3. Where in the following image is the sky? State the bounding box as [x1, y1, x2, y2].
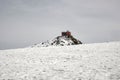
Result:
[0, 0, 120, 50]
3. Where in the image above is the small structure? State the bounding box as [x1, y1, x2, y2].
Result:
[62, 31, 71, 37]
[61, 31, 82, 44]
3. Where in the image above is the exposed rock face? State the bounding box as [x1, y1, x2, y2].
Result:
[51, 35, 82, 46]
[32, 31, 82, 47]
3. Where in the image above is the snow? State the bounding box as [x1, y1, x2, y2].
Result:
[0, 41, 120, 80]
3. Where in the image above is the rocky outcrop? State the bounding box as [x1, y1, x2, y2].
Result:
[31, 31, 82, 47]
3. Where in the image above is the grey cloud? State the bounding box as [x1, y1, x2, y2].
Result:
[0, 0, 120, 50]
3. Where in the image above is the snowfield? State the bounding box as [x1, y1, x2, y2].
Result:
[0, 41, 120, 80]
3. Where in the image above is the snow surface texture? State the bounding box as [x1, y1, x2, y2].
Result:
[0, 41, 120, 80]
[31, 36, 82, 47]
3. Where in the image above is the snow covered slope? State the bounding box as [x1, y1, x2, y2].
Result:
[0, 41, 120, 80]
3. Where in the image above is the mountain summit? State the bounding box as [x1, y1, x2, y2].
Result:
[32, 31, 82, 47]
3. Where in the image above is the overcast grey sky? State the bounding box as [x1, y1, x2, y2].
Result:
[0, 0, 120, 50]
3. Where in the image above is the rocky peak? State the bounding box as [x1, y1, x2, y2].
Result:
[31, 31, 82, 47]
